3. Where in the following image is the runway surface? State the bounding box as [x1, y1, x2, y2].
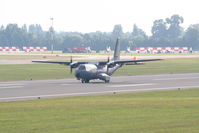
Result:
[0, 73, 199, 101]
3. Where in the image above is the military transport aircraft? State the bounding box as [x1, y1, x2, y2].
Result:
[33, 38, 162, 83]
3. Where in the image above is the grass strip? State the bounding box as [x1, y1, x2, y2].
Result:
[0, 89, 199, 133]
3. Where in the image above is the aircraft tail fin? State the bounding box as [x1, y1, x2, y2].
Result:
[113, 38, 120, 61]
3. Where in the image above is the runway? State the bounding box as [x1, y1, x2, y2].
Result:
[0, 73, 199, 101]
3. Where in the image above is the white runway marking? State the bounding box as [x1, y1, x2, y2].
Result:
[0, 86, 24, 89]
[108, 83, 154, 88]
[1, 85, 199, 101]
[0, 84, 25, 89]
[0, 84, 24, 86]
[60, 84, 73, 86]
[154, 77, 199, 81]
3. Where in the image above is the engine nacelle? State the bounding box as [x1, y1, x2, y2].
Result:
[97, 73, 110, 81]
[70, 62, 79, 68]
[126, 62, 144, 65]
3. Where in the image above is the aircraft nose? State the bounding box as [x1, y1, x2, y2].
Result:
[75, 71, 80, 79]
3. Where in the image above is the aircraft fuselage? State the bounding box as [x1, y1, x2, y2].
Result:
[75, 64, 111, 83]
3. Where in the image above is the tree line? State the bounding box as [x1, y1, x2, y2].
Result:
[0, 14, 199, 51]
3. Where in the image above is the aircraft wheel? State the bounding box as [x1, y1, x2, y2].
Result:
[85, 80, 90, 83]
[105, 80, 110, 83]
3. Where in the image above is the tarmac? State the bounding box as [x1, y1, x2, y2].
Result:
[0, 73, 199, 102]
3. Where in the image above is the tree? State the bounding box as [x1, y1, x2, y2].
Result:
[28, 24, 43, 34]
[28, 24, 45, 46]
[151, 19, 167, 40]
[184, 24, 199, 49]
[131, 24, 148, 47]
[0, 25, 4, 31]
[62, 33, 84, 49]
[166, 15, 184, 39]
[132, 24, 146, 37]
[0, 26, 5, 45]
[4, 24, 24, 46]
[150, 15, 184, 46]
[19, 24, 29, 46]
[0, 14, 194, 51]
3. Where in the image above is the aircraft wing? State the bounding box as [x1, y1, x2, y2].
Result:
[32, 60, 90, 66]
[32, 58, 162, 67]
[32, 60, 110, 65]
[108, 59, 162, 65]
[32, 61, 71, 65]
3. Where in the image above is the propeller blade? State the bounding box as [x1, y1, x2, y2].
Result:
[70, 66, 73, 74]
[106, 66, 109, 74]
[107, 56, 110, 74]
[70, 56, 73, 63]
[107, 56, 110, 62]
[70, 56, 73, 74]
[106, 56, 111, 74]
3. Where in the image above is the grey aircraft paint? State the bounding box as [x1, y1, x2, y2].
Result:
[33, 38, 162, 83]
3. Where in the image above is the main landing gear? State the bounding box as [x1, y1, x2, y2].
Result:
[81, 79, 110, 83]
[81, 79, 90, 83]
[105, 80, 110, 83]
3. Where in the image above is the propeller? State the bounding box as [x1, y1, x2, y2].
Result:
[107, 56, 110, 62]
[70, 56, 73, 74]
[106, 56, 110, 74]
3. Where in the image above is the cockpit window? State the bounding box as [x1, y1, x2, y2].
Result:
[79, 65, 86, 70]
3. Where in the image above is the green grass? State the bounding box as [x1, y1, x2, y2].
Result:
[1, 89, 199, 133]
[122, 52, 199, 56]
[0, 64, 73, 81]
[115, 58, 199, 76]
[0, 52, 199, 60]
[0, 55, 72, 60]
[0, 58, 199, 81]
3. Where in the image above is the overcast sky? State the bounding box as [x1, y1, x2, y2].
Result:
[1, 0, 199, 34]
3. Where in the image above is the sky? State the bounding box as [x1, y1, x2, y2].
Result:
[1, 0, 199, 35]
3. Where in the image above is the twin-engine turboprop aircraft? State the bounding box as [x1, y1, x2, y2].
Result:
[33, 38, 162, 83]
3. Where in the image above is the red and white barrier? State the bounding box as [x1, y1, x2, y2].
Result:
[23, 47, 47, 52]
[0, 47, 20, 52]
